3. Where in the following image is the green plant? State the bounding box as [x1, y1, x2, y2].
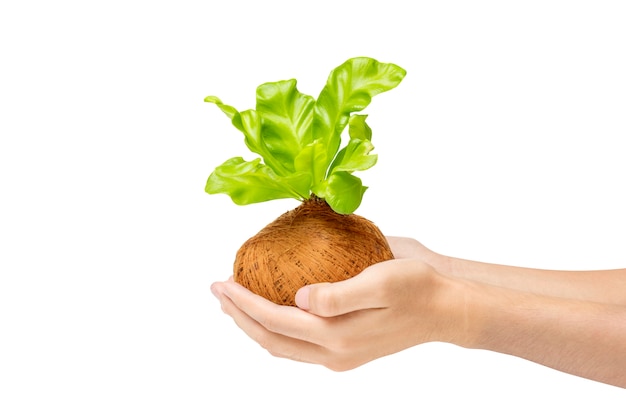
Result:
[205, 57, 406, 214]
[205, 57, 406, 305]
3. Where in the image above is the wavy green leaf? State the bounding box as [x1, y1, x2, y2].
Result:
[329, 114, 377, 174]
[348, 114, 372, 141]
[312, 57, 406, 171]
[330, 138, 377, 174]
[204, 96, 287, 176]
[312, 171, 367, 215]
[294, 139, 327, 187]
[256, 79, 315, 173]
[205, 157, 309, 205]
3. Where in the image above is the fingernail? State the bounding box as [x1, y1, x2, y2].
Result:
[295, 286, 310, 310]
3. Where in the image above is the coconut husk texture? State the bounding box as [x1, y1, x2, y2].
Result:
[234, 197, 394, 306]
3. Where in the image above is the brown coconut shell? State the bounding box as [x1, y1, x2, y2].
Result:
[233, 197, 394, 306]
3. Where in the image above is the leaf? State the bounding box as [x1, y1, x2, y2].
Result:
[294, 139, 328, 187]
[329, 114, 377, 174]
[348, 114, 372, 142]
[312, 57, 407, 171]
[204, 95, 239, 121]
[330, 138, 378, 174]
[255, 79, 315, 173]
[205, 157, 310, 205]
[204, 96, 288, 176]
[312, 171, 367, 215]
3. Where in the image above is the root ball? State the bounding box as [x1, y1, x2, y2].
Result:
[234, 198, 394, 306]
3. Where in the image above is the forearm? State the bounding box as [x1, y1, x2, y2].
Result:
[390, 237, 626, 386]
[434, 255, 626, 306]
[454, 279, 626, 388]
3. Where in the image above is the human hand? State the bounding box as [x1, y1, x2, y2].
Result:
[210, 255, 465, 371]
[212, 236, 626, 386]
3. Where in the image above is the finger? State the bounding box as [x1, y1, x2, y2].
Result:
[217, 289, 329, 365]
[216, 280, 409, 371]
[219, 280, 330, 343]
[300, 259, 404, 317]
[210, 276, 234, 298]
[385, 236, 421, 259]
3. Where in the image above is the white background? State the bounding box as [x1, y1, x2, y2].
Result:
[1, 1, 625, 416]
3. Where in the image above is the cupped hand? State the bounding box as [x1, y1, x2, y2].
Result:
[211, 240, 464, 371]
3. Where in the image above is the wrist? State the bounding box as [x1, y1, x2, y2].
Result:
[434, 274, 489, 349]
[425, 250, 456, 277]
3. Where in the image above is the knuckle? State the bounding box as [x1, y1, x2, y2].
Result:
[257, 338, 289, 361]
[255, 334, 273, 351]
[265, 345, 298, 361]
[266, 347, 285, 359]
[374, 273, 397, 304]
[255, 332, 301, 361]
[310, 286, 338, 316]
[258, 316, 278, 333]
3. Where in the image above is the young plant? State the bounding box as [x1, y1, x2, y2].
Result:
[206, 57, 406, 305]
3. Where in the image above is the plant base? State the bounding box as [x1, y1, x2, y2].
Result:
[233, 198, 394, 306]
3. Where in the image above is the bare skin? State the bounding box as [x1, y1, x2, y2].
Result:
[210, 236, 626, 388]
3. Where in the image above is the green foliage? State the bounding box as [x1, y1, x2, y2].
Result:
[205, 57, 406, 214]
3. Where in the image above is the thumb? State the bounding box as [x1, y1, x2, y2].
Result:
[295, 261, 394, 317]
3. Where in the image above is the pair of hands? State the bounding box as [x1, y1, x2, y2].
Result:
[210, 237, 464, 371]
